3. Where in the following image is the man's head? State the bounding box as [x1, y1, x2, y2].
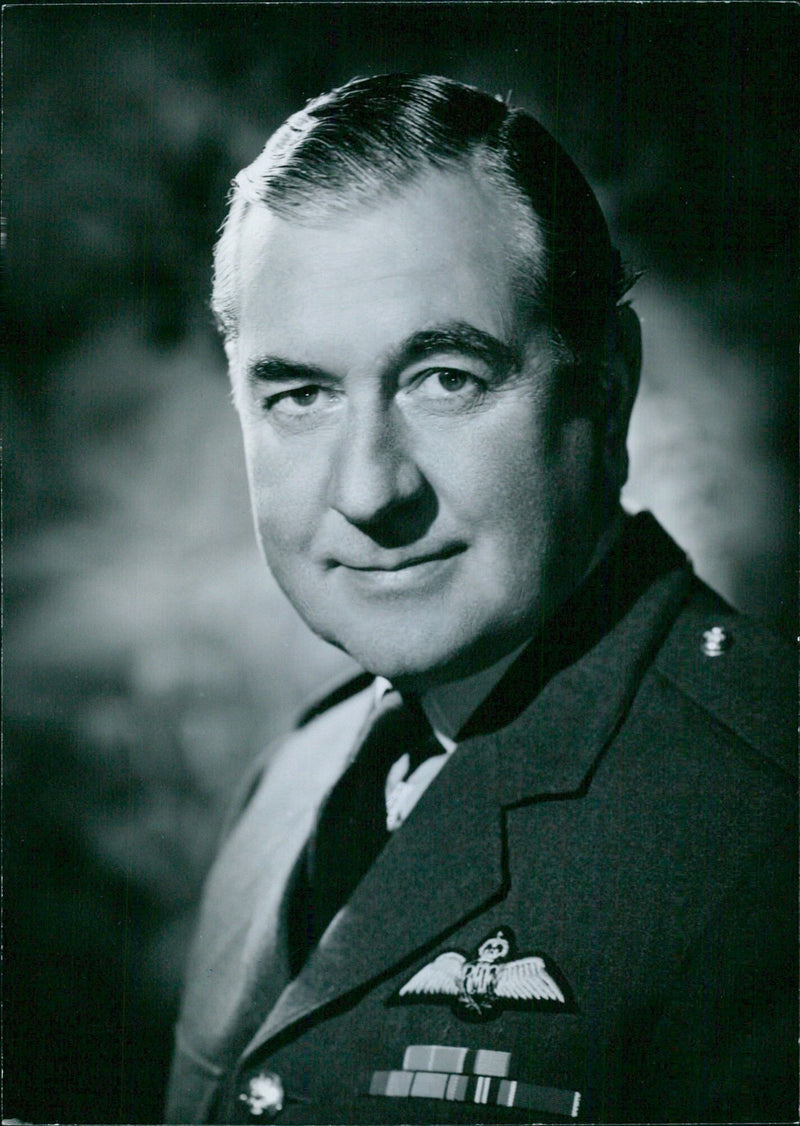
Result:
[216, 74, 641, 689]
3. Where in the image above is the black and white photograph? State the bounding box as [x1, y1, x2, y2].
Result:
[3, 3, 797, 1123]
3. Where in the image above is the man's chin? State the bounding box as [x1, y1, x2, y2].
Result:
[311, 627, 451, 687]
[279, 570, 542, 689]
[317, 621, 524, 692]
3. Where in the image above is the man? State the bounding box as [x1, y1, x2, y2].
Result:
[166, 75, 796, 1124]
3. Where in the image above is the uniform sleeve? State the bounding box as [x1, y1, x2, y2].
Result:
[624, 838, 797, 1123]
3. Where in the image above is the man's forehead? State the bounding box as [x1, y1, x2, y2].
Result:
[238, 165, 543, 291]
[234, 166, 546, 365]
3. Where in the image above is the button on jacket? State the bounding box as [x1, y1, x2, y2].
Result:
[166, 515, 797, 1124]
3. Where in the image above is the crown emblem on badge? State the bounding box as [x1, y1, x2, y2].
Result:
[395, 926, 571, 1021]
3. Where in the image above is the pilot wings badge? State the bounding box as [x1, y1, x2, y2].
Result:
[394, 927, 573, 1021]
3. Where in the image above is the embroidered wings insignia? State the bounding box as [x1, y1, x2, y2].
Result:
[395, 926, 572, 1021]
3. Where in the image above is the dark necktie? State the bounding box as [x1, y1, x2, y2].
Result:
[287, 691, 440, 973]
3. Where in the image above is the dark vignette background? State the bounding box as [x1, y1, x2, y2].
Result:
[3, 3, 797, 1121]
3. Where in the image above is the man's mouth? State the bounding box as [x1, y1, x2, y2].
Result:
[328, 544, 467, 590]
[332, 543, 466, 573]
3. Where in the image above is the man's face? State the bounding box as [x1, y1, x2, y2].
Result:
[230, 168, 606, 689]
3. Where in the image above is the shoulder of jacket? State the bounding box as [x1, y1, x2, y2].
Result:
[653, 578, 797, 779]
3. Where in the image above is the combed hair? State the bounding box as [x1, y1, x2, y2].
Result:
[213, 74, 632, 374]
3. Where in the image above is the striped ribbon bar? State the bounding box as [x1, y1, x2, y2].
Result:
[369, 1069, 581, 1118]
[402, 1045, 511, 1077]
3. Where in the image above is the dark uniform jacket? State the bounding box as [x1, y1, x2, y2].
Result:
[166, 515, 797, 1124]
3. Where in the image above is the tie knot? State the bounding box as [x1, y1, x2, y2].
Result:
[361, 690, 437, 775]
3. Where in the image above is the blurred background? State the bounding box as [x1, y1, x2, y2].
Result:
[3, 3, 797, 1121]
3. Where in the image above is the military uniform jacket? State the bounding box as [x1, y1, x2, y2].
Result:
[166, 516, 797, 1124]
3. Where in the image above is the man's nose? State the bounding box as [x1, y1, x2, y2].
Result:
[326, 400, 425, 528]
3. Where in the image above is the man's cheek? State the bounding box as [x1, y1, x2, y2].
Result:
[257, 513, 301, 560]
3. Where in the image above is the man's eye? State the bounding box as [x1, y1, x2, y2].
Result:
[413, 368, 487, 401]
[285, 386, 320, 407]
[262, 385, 327, 413]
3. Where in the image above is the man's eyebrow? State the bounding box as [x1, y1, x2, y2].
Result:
[245, 323, 522, 388]
[389, 322, 523, 375]
[246, 357, 333, 387]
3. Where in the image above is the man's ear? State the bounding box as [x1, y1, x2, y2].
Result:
[603, 304, 642, 493]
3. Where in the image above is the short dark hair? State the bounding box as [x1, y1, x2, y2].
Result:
[213, 74, 631, 371]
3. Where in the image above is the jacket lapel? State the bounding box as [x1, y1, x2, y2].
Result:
[241, 725, 505, 1057]
[496, 563, 692, 807]
[241, 687, 615, 1061]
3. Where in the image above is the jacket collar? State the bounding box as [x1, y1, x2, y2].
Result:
[240, 515, 692, 1062]
[459, 512, 688, 741]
